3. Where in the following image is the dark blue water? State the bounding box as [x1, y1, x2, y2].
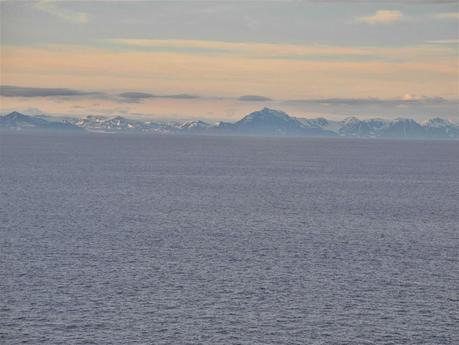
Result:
[1, 132, 458, 344]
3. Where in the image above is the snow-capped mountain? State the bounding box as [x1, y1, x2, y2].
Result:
[232, 108, 305, 134]
[422, 117, 459, 138]
[75, 115, 147, 131]
[179, 120, 212, 131]
[336, 117, 387, 138]
[297, 117, 330, 129]
[226, 108, 336, 136]
[1, 110, 458, 139]
[0, 111, 82, 131]
[74, 115, 181, 133]
[379, 118, 425, 138]
[297, 116, 459, 139]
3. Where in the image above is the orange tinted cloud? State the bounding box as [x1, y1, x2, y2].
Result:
[1, 40, 457, 118]
[357, 10, 403, 24]
[2, 43, 457, 98]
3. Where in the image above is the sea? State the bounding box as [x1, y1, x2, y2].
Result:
[1, 132, 458, 344]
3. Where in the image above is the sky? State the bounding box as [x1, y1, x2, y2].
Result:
[0, 0, 458, 121]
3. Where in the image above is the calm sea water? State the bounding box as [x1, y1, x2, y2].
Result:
[1, 132, 458, 344]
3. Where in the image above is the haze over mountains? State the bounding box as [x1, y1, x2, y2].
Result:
[1, 108, 458, 139]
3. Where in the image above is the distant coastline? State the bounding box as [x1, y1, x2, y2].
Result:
[1, 108, 458, 140]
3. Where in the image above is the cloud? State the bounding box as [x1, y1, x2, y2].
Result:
[238, 95, 272, 102]
[34, 0, 89, 24]
[427, 39, 459, 44]
[104, 38, 455, 63]
[284, 96, 451, 107]
[118, 92, 155, 103]
[3, 44, 456, 102]
[281, 96, 458, 119]
[0, 86, 201, 104]
[434, 12, 459, 20]
[119, 92, 155, 99]
[117, 91, 199, 103]
[105, 38, 380, 61]
[357, 10, 403, 24]
[163, 94, 199, 99]
[0, 85, 102, 97]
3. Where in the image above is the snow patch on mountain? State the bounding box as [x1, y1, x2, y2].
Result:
[1, 110, 458, 139]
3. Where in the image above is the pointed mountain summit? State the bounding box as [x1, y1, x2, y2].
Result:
[180, 120, 211, 130]
[380, 118, 425, 138]
[1, 111, 47, 126]
[338, 117, 387, 137]
[4, 111, 30, 120]
[1, 109, 457, 139]
[230, 108, 336, 136]
[422, 117, 459, 138]
[0, 112, 81, 131]
[232, 108, 307, 135]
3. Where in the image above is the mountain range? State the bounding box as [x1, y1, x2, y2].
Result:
[1, 108, 458, 139]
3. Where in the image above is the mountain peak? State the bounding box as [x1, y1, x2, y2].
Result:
[342, 116, 361, 124]
[260, 107, 286, 115]
[232, 107, 313, 135]
[1, 110, 457, 139]
[243, 108, 290, 121]
[6, 111, 27, 119]
[180, 120, 211, 130]
[110, 116, 127, 121]
[423, 117, 454, 127]
[0, 112, 81, 131]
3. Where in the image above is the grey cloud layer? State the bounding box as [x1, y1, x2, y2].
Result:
[238, 95, 273, 102]
[2, 86, 271, 103]
[0, 86, 199, 102]
[162, 94, 199, 99]
[2, 85, 456, 118]
[284, 97, 451, 107]
[4, 1, 456, 48]
[118, 92, 155, 99]
[0, 85, 103, 98]
[282, 97, 458, 118]
[117, 92, 199, 102]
